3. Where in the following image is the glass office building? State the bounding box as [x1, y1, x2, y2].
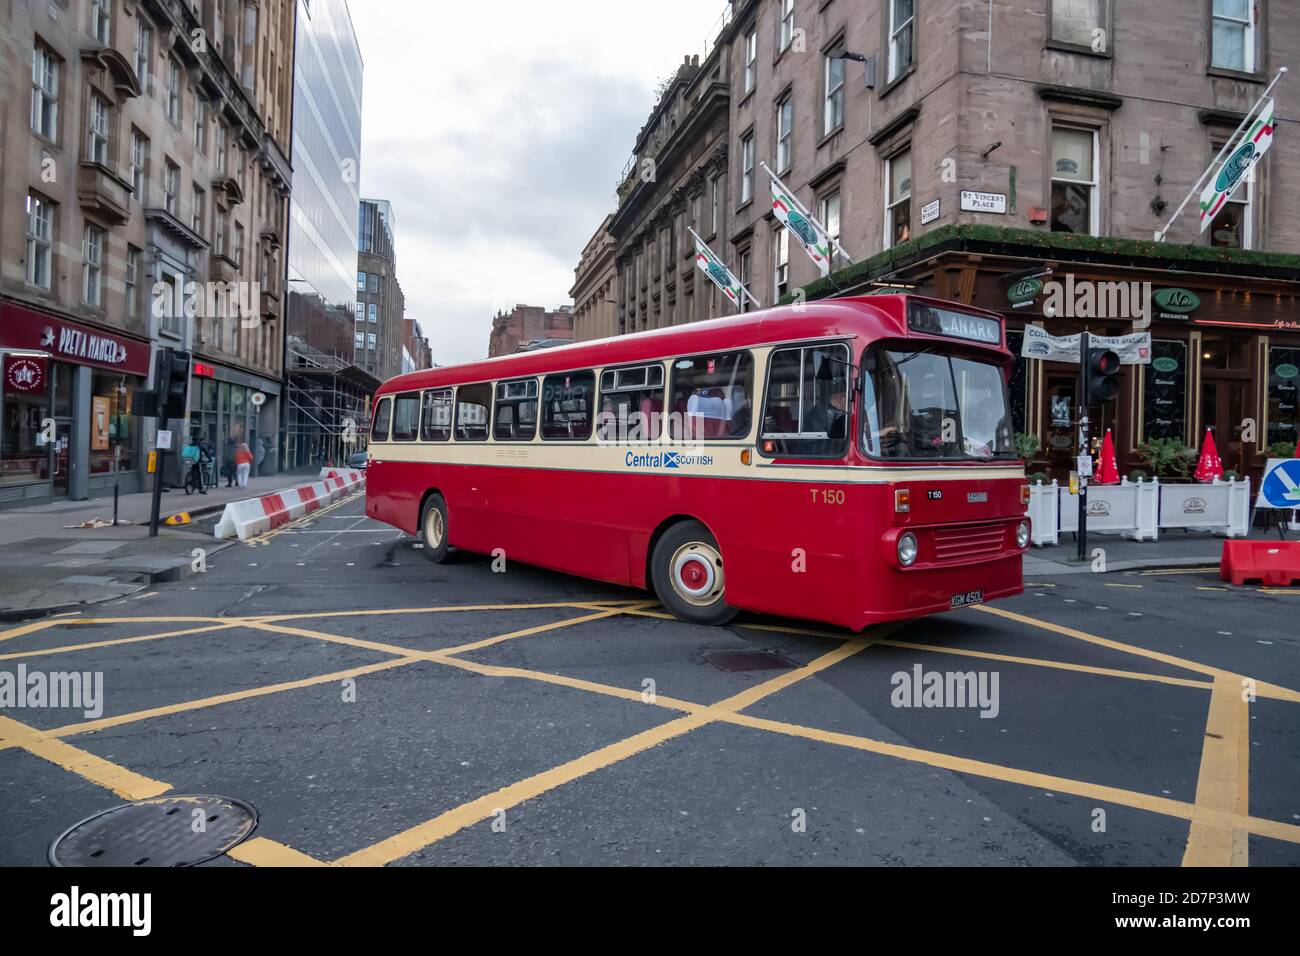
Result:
[283, 0, 375, 469]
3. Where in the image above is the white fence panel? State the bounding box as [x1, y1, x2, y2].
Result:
[1158, 478, 1250, 537]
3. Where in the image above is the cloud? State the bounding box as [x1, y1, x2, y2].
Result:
[349, 0, 728, 366]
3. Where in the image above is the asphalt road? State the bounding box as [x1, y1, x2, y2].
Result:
[1, 492, 1296, 867]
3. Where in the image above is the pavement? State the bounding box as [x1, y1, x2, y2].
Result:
[1024, 527, 1285, 576]
[0, 470, 335, 620]
[0, 493, 1295, 867]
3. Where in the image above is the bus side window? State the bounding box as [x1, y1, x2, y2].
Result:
[371, 397, 392, 442]
[597, 364, 665, 442]
[494, 379, 538, 441]
[390, 392, 421, 442]
[454, 383, 492, 441]
[670, 351, 754, 441]
[420, 389, 452, 442]
[542, 371, 595, 440]
[759, 343, 850, 458]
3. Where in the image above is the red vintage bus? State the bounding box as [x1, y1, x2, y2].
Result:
[365, 294, 1029, 630]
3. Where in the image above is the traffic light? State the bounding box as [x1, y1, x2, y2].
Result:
[1084, 348, 1121, 403]
[159, 348, 192, 419]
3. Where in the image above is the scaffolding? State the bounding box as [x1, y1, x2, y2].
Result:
[282, 335, 381, 471]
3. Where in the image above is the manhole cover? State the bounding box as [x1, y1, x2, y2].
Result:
[703, 649, 797, 672]
[49, 795, 257, 867]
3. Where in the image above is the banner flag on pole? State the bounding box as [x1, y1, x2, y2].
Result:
[689, 227, 754, 310]
[1198, 98, 1276, 232]
[769, 178, 833, 277]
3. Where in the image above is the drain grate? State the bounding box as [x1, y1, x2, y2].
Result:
[49, 795, 257, 867]
[703, 649, 797, 672]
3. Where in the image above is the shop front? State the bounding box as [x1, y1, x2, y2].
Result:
[187, 361, 281, 484]
[0, 301, 152, 508]
[800, 226, 1300, 488]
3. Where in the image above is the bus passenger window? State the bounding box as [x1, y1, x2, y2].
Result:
[371, 397, 392, 442]
[760, 343, 850, 458]
[597, 364, 664, 442]
[542, 371, 595, 440]
[390, 392, 421, 442]
[493, 379, 538, 441]
[669, 351, 754, 440]
[454, 383, 492, 441]
[420, 389, 452, 442]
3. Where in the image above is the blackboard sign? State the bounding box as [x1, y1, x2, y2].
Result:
[1143, 340, 1187, 442]
[1006, 329, 1028, 434]
[1268, 347, 1299, 449]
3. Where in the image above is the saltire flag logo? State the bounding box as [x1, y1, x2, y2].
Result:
[771, 183, 832, 276]
[694, 238, 744, 305]
[1199, 99, 1275, 232]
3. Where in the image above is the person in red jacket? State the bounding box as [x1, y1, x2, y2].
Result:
[234, 442, 254, 489]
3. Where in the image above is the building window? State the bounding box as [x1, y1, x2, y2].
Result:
[1050, 125, 1099, 235]
[192, 184, 206, 235]
[740, 133, 755, 204]
[368, 303, 377, 323]
[709, 173, 723, 235]
[357, 271, 366, 291]
[91, 0, 112, 45]
[775, 94, 793, 172]
[824, 52, 845, 133]
[166, 58, 182, 124]
[214, 207, 228, 257]
[193, 97, 207, 153]
[215, 123, 227, 176]
[134, 18, 152, 88]
[355, 303, 364, 322]
[233, 222, 245, 266]
[1211, 0, 1256, 73]
[820, 191, 842, 243]
[83, 225, 105, 307]
[777, 0, 795, 53]
[355, 331, 364, 349]
[368, 273, 379, 293]
[1208, 140, 1252, 249]
[885, 149, 912, 248]
[31, 44, 59, 140]
[368, 333, 377, 350]
[738, 246, 753, 312]
[773, 226, 789, 301]
[164, 160, 179, 216]
[86, 92, 109, 165]
[129, 129, 148, 203]
[1050, 0, 1108, 51]
[126, 246, 140, 320]
[888, 0, 915, 83]
[744, 28, 757, 93]
[25, 193, 53, 290]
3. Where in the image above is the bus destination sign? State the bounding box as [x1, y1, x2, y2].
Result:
[908, 304, 1002, 346]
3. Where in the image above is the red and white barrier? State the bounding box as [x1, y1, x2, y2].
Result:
[214, 472, 365, 540]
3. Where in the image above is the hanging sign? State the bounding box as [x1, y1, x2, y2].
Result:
[1020, 326, 1151, 364]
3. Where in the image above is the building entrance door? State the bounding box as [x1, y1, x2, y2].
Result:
[49, 418, 72, 498]
[1201, 377, 1247, 474]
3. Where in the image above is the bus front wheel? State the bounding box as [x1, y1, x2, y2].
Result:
[420, 493, 449, 563]
[650, 521, 738, 626]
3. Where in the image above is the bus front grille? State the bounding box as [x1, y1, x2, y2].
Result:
[930, 524, 1007, 562]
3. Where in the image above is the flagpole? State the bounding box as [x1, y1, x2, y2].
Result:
[1155, 66, 1288, 242]
[687, 226, 761, 309]
[761, 161, 854, 263]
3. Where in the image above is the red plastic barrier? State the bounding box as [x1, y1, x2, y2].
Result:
[1220, 540, 1300, 586]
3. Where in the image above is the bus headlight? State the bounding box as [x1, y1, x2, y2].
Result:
[897, 532, 918, 567]
[1015, 520, 1031, 549]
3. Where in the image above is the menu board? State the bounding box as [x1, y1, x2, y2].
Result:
[1143, 340, 1187, 442]
[1268, 347, 1299, 448]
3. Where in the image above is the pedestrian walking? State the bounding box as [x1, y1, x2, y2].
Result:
[235, 442, 254, 489]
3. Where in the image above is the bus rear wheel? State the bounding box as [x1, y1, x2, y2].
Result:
[650, 521, 738, 626]
[420, 493, 449, 564]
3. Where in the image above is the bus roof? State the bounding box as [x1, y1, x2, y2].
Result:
[376, 294, 1008, 396]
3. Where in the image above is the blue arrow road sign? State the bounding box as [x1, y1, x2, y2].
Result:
[1260, 458, 1300, 509]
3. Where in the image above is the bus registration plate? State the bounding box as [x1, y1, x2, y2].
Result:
[949, 590, 984, 609]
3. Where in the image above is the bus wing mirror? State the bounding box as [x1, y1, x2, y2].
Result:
[814, 355, 834, 381]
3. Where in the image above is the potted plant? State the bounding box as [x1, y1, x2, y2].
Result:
[1136, 438, 1197, 480]
[1014, 431, 1042, 463]
[1268, 440, 1298, 459]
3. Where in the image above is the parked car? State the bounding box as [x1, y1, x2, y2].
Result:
[347, 451, 369, 471]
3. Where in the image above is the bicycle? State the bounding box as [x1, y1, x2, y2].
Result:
[183, 459, 216, 495]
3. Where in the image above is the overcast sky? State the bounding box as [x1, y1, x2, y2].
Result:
[348, 1, 729, 366]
